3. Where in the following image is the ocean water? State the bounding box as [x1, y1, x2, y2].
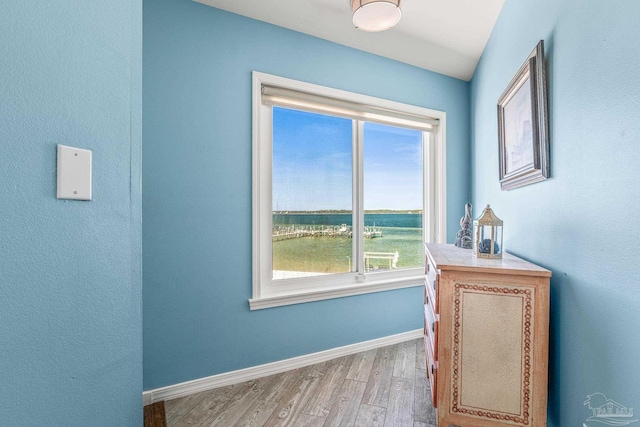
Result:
[273, 213, 422, 228]
[272, 214, 423, 274]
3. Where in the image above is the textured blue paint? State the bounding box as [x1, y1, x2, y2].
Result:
[0, 0, 142, 425]
[470, 0, 640, 425]
[143, 0, 469, 390]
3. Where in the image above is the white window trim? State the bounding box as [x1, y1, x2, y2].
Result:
[250, 71, 447, 310]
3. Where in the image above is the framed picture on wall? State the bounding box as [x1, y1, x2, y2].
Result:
[497, 40, 550, 190]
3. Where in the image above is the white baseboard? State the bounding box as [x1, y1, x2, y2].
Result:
[143, 328, 422, 405]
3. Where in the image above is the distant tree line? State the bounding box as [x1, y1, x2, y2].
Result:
[273, 209, 422, 214]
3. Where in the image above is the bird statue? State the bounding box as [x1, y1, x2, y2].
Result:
[455, 203, 473, 249]
[460, 203, 472, 230]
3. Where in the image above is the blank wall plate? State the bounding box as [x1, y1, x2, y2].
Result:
[56, 144, 92, 200]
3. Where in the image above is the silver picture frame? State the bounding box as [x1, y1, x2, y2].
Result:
[497, 40, 550, 191]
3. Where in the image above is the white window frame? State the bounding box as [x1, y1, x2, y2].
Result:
[250, 72, 447, 310]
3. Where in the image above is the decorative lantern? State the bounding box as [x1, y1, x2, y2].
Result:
[473, 204, 503, 259]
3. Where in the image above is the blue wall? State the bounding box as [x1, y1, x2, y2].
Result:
[0, 0, 142, 426]
[143, 0, 470, 390]
[470, 0, 640, 425]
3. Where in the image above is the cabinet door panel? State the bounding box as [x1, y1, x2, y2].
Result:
[450, 282, 534, 425]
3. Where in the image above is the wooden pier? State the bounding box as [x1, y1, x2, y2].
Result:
[272, 224, 383, 241]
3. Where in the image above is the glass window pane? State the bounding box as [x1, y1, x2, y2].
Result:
[363, 122, 424, 271]
[272, 107, 353, 279]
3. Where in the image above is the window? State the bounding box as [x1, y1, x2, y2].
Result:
[251, 72, 446, 310]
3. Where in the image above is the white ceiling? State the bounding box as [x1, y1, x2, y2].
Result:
[194, 0, 505, 81]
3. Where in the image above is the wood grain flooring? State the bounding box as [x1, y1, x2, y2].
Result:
[164, 339, 436, 427]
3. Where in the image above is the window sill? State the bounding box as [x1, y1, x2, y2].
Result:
[249, 272, 424, 310]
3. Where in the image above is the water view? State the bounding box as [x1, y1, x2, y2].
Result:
[273, 213, 423, 276]
[271, 107, 425, 279]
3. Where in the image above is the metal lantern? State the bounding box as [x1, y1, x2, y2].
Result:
[473, 204, 503, 259]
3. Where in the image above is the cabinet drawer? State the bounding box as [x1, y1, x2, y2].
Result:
[425, 337, 438, 409]
[425, 254, 434, 277]
[425, 271, 440, 314]
[425, 254, 430, 275]
[429, 361, 438, 408]
[423, 282, 427, 306]
[423, 304, 438, 361]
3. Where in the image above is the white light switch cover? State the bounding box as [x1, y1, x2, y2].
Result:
[57, 144, 92, 200]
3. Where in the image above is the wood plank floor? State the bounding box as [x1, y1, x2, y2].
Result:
[164, 339, 436, 427]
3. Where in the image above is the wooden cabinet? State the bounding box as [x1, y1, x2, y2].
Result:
[423, 243, 551, 427]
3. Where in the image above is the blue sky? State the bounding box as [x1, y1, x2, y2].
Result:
[272, 107, 423, 211]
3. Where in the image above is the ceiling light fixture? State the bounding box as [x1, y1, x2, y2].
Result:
[351, 0, 402, 32]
